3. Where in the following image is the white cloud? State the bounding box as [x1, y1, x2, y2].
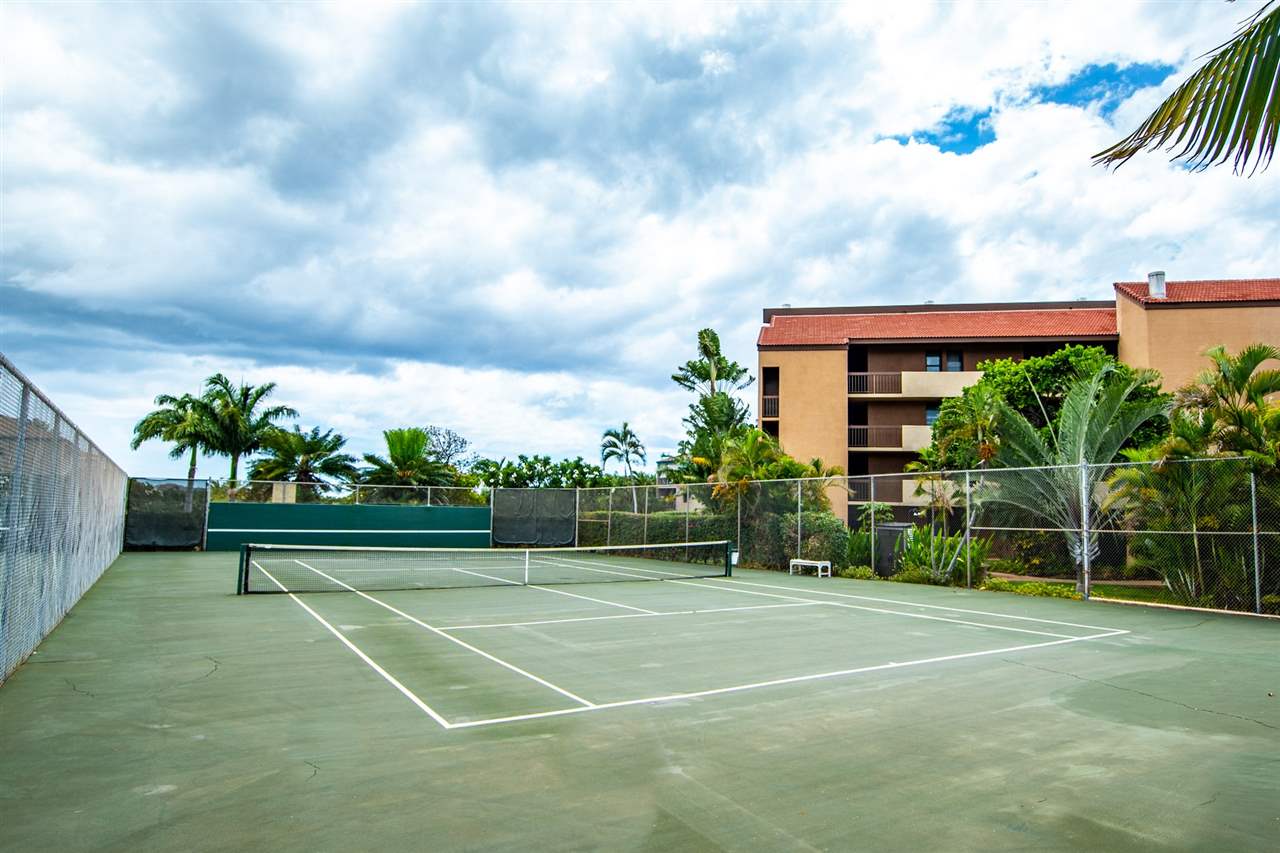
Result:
[2, 0, 1276, 478]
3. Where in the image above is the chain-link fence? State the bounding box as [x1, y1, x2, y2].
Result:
[1, 354, 128, 681]
[198, 458, 1279, 616]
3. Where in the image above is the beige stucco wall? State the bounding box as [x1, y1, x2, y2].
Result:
[758, 348, 848, 474]
[1118, 298, 1280, 389]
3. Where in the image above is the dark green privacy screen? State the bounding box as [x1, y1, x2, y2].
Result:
[124, 478, 208, 549]
[205, 502, 492, 550]
[491, 488, 576, 546]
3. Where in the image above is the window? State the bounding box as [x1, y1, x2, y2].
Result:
[946, 351, 963, 372]
[925, 404, 941, 426]
[925, 351, 941, 372]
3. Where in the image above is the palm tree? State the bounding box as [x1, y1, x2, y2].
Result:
[196, 373, 297, 486]
[248, 426, 359, 498]
[361, 428, 453, 500]
[1173, 344, 1280, 466]
[1094, 1, 1280, 174]
[981, 365, 1169, 591]
[130, 392, 214, 510]
[601, 422, 646, 510]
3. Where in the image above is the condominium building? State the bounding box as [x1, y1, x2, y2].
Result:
[757, 275, 1280, 519]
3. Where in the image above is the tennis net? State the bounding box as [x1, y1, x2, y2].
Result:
[238, 540, 732, 594]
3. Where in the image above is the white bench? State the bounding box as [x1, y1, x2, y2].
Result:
[789, 558, 831, 578]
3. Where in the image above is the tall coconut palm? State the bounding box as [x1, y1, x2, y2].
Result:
[196, 373, 297, 486]
[361, 428, 453, 499]
[249, 426, 359, 495]
[1094, 1, 1280, 174]
[601, 422, 646, 510]
[982, 365, 1169, 591]
[130, 392, 214, 510]
[1174, 344, 1280, 466]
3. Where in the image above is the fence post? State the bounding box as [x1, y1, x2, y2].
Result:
[574, 488, 580, 547]
[1, 384, 32, 669]
[354, 485, 361, 505]
[736, 488, 742, 557]
[1079, 461, 1090, 600]
[427, 486, 432, 506]
[642, 486, 649, 545]
[606, 488, 613, 546]
[1251, 470, 1262, 614]
[684, 485, 690, 544]
[964, 471, 972, 589]
[869, 476, 877, 575]
[796, 479, 802, 558]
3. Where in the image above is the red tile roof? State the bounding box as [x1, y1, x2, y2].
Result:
[758, 307, 1118, 347]
[1114, 278, 1280, 304]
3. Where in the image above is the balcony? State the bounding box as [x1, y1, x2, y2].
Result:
[761, 395, 779, 418]
[848, 370, 982, 399]
[848, 424, 932, 451]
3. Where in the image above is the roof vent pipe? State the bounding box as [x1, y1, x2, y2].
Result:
[1148, 270, 1166, 299]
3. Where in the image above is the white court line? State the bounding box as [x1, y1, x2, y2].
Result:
[665, 579, 1081, 639]
[252, 561, 452, 729]
[711, 578, 1127, 633]
[294, 560, 595, 708]
[448, 563, 659, 615]
[441, 602, 819, 631]
[447, 629, 1126, 729]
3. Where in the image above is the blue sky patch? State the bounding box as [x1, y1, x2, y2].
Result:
[887, 107, 995, 155]
[1034, 62, 1176, 116]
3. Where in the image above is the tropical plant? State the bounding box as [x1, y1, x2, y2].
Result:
[130, 392, 215, 510]
[248, 426, 359, 491]
[1172, 344, 1280, 467]
[894, 525, 990, 586]
[920, 346, 1170, 470]
[1093, 1, 1280, 174]
[980, 364, 1170, 590]
[197, 374, 297, 484]
[600, 423, 646, 479]
[131, 393, 213, 481]
[361, 428, 453, 492]
[671, 328, 754, 396]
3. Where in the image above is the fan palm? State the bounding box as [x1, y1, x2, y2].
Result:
[249, 426, 359, 494]
[130, 392, 214, 510]
[1093, 1, 1280, 174]
[981, 365, 1169, 590]
[196, 373, 297, 485]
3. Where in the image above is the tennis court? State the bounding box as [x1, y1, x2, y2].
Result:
[1, 547, 1278, 851]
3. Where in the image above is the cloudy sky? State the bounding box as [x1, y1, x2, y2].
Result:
[2, 1, 1277, 479]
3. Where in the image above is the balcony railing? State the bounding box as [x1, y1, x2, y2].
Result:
[848, 425, 903, 448]
[847, 372, 903, 394]
[761, 395, 779, 418]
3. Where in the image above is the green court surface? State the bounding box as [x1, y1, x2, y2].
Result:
[1, 552, 1277, 851]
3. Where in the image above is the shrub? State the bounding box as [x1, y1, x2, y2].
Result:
[847, 529, 872, 567]
[981, 577, 1082, 600]
[887, 567, 937, 585]
[895, 525, 991, 586]
[837, 565, 876, 580]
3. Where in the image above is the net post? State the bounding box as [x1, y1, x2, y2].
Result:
[1251, 468, 1261, 614]
[237, 544, 249, 594]
[524, 549, 530, 585]
[724, 540, 733, 577]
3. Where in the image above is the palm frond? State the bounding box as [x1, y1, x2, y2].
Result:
[1093, 1, 1280, 174]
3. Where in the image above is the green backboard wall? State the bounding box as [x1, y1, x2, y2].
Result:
[206, 503, 492, 550]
